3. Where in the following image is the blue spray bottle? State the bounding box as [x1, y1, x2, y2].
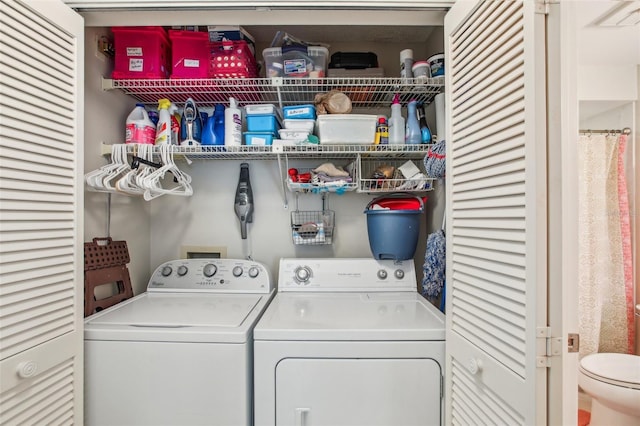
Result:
[417, 101, 432, 144]
[405, 99, 421, 145]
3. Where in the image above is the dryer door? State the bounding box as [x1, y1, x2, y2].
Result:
[275, 358, 441, 426]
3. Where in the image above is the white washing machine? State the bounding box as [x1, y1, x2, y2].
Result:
[254, 258, 445, 426]
[84, 258, 274, 426]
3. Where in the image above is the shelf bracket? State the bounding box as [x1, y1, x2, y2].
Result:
[101, 76, 115, 91]
[270, 77, 285, 110]
[276, 152, 289, 210]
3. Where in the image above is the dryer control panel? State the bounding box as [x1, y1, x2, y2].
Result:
[147, 259, 272, 293]
[278, 258, 416, 292]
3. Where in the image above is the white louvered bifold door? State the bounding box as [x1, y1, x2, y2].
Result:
[444, 1, 548, 425]
[0, 0, 84, 423]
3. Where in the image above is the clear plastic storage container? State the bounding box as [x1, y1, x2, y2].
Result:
[316, 114, 377, 145]
[263, 46, 329, 78]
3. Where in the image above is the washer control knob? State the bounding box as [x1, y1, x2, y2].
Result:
[248, 266, 260, 278]
[177, 265, 188, 276]
[394, 269, 405, 280]
[161, 266, 173, 277]
[377, 269, 388, 280]
[203, 264, 217, 278]
[232, 266, 243, 277]
[294, 266, 312, 283]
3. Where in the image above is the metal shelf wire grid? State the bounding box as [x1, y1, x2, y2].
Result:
[358, 157, 434, 193]
[105, 143, 430, 160]
[104, 77, 444, 108]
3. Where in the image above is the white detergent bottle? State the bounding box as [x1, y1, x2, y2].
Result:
[126, 103, 156, 145]
[225, 97, 242, 146]
[155, 98, 173, 145]
[388, 94, 405, 145]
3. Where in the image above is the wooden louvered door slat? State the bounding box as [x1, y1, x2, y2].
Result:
[0, 0, 84, 423]
[444, 1, 548, 425]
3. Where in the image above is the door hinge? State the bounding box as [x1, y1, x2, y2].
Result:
[535, 0, 556, 15]
[536, 327, 579, 367]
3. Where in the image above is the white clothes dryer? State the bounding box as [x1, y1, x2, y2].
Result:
[84, 258, 274, 426]
[254, 258, 445, 426]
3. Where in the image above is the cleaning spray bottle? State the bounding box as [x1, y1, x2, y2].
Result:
[417, 101, 432, 144]
[405, 99, 421, 145]
[388, 94, 405, 145]
[225, 97, 242, 147]
[155, 98, 174, 145]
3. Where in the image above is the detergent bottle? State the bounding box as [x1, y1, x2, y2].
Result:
[225, 97, 242, 147]
[388, 94, 405, 145]
[202, 105, 226, 146]
[125, 103, 156, 144]
[212, 104, 225, 145]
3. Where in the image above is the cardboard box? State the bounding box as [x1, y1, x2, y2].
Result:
[207, 25, 255, 54]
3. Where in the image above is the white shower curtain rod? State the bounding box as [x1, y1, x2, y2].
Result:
[579, 127, 631, 135]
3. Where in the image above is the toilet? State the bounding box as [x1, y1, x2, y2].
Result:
[579, 353, 640, 425]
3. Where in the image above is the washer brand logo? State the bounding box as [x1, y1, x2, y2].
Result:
[337, 273, 361, 278]
[150, 281, 165, 286]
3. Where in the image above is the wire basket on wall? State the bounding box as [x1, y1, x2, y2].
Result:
[291, 209, 335, 245]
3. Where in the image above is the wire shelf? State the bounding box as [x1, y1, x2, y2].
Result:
[358, 157, 434, 193]
[103, 143, 430, 160]
[103, 77, 444, 108]
[291, 210, 335, 245]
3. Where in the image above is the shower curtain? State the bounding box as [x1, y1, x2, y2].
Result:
[578, 132, 635, 357]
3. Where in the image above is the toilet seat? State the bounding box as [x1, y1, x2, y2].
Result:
[580, 353, 640, 390]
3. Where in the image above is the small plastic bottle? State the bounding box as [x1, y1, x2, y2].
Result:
[374, 117, 389, 145]
[405, 99, 421, 145]
[417, 102, 432, 144]
[225, 97, 242, 147]
[388, 94, 405, 145]
[125, 103, 156, 145]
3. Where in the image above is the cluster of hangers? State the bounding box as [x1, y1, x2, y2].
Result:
[85, 144, 193, 200]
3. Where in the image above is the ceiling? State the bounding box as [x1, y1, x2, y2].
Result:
[577, 1, 640, 66]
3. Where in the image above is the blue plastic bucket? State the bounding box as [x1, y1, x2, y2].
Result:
[364, 194, 424, 260]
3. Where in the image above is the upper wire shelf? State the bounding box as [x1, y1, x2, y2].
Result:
[102, 77, 445, 108]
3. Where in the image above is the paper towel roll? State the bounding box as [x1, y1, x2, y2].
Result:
[435, 93, 446, 143]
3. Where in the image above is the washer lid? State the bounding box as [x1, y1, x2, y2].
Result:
[85, 292, 270, 343]
[580, 353, 640, 388]
[253, 292, 445, 341]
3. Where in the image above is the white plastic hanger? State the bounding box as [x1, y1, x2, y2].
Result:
[142, 145, 193, 200]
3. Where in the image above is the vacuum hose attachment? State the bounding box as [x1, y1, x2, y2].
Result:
[234, 163, 254, 239]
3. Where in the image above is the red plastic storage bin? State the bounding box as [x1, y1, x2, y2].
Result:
[111, 26, 171, 79]
[209, 40, 257, 79]
[169, 30, 209, 79]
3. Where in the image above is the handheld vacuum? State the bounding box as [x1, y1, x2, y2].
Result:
[234, 163, 254, 239]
